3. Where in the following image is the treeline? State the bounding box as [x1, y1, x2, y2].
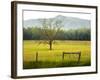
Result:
[23, 27, 91, 40]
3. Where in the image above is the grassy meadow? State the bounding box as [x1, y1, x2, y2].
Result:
[23, 40, 91, 69]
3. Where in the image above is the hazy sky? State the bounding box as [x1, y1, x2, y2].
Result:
[23, 10, 91, 20]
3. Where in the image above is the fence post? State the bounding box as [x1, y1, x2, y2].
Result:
[36, 52, 38, 62]
[62, 52, 64, 60]
[78, 52, 81, 63]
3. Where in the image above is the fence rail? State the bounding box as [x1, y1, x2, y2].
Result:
[62, 51, 81, 63]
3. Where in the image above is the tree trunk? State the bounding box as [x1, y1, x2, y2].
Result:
[49, 40, 52, 50]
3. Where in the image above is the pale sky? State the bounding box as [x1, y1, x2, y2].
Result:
[23, 10, 91, 20]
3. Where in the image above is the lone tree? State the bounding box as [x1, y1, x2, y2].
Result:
[39, 19, 63, 50]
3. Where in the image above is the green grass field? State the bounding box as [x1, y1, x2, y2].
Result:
[23, 40, 91, 69]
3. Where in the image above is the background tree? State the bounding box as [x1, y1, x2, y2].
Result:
[23, 27, 90, 40]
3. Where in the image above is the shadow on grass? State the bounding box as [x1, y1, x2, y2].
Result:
[23, 60, 91, 69]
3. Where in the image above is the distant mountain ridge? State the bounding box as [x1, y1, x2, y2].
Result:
[24, 15, 91, 30]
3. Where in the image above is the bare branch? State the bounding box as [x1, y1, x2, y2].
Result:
[39, 18, 63, 50]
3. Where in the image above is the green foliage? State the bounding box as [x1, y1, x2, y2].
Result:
[23, 27, 90, 40]
[23, 27, 41, 40]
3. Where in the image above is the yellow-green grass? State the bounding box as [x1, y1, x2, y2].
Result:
[23, 40, 91, 69]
